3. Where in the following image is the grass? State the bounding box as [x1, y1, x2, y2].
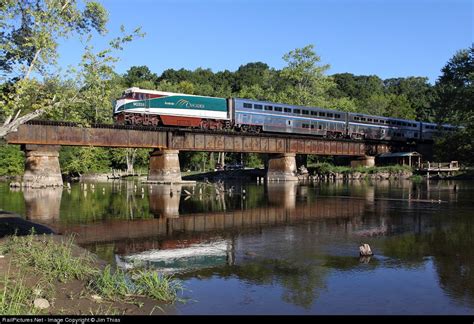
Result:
[0, 264, 38, 315]
[0, 233, 184, 315]
[88, 265, 182, 304]
[133, 269, 183, 303]
[308, 162, 413, 177]
[1, 233, 97, 283]
[88, 265, 135, 301]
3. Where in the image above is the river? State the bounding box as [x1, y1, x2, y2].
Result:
[0, 179, 473, 314]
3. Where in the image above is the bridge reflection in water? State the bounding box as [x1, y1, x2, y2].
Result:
[19, 179, 449, 273]
[18, 181, 382, 271]
[8, 179, 474, 312]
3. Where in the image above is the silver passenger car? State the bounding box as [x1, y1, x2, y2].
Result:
[233, 98, 347, 137]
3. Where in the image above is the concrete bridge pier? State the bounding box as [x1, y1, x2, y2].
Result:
[266, 153, 298, 181]
[147, 149, 182, 183]
[23, 145, 63, 188]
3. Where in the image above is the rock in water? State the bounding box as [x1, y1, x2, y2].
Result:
[34, 298, 50, 309]
[359, 243, 373, 256]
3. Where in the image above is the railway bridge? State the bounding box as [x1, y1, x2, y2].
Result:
[5, 121, 420, 186]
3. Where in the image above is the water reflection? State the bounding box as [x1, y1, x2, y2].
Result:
[0, 180, 473, 314]
[24, 187, 62, 223]
[149, 184, 182, 218]
[267, 182, 297, 209]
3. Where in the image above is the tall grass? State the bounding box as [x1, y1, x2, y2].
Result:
[88, 265, 134, 301]
[0, 233, 184, 314]
[0, 263, 38, 315]
[133, 270, 183, 303]
[88, 265, 182, 303]
[2, 234, 97, 283]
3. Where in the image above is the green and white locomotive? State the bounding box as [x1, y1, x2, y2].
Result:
[114, 87, 457, 142]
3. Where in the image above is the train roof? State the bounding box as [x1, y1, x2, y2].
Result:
[123, 87, 225, 100]
[234, 97, 343, 113]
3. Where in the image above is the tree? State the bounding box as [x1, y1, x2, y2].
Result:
[0, 1, 143, 137]
[123, 65, 158, 87]
[433, 46, 474, 164]
[331, 73, 384, 101]
[434, 47, 473, 124]
[384, 77, 435, 121]
[0, 0, 108, 136]
[278, 44, 337, 107]
[234, 62, 272, 92]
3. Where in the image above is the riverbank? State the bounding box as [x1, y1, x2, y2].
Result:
[306, 163, 414, 181]
[0, 232, 181, 315]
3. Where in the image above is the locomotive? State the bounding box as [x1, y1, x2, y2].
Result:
[113, 87, 456, 142]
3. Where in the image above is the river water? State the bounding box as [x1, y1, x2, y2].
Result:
[0, 179, 473, 315]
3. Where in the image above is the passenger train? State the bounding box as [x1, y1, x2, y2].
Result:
[113, 87, 456, 142]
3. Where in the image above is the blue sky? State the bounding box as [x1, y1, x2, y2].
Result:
[59, 0, 473, 84]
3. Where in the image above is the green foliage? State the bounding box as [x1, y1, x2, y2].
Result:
[88, 265, 133, 301]
[435, 127, 473, 165]
[433, 47, 474, 165]
[2, 234, 97, 283]
[384, 77, 436, 121]
[123, 66, 159, 87]
[309, 162, 412, 176]
[60, 146, 111, 174]
[0, 271, 38, 315]
[279, 44, 335, 106]
[109, 148, 150, 172]
[0, 0, 108, 76]
[244, 153, 264, 168]
[332, 73, 425, 119]
[132, 270, 182, 303]
[434, 47, 473, 124]
[89, 265, 182, 303]
[0, 144, 24, 175]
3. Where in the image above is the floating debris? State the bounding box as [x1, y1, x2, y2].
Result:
[359, 243, 373, 256]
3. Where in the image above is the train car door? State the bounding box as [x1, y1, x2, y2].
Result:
[287, 119, 293, 133]
[145, 93, 150, 113]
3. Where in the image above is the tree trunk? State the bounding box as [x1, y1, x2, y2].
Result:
[0, 109, 45, 139]
[125, 148, 137, 174]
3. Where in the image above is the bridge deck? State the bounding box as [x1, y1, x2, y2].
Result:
[5, 121, 398, 156]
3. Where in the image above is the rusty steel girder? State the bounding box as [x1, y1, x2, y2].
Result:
[6, 123, 392, 155]
[6, 124, 168, 149]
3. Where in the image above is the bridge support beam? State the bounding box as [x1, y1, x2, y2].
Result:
[147, 149, 182, 183]
[350, 155, 375, 168]
[23, 145, 63, 188]
[266, 153, 298, 181]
